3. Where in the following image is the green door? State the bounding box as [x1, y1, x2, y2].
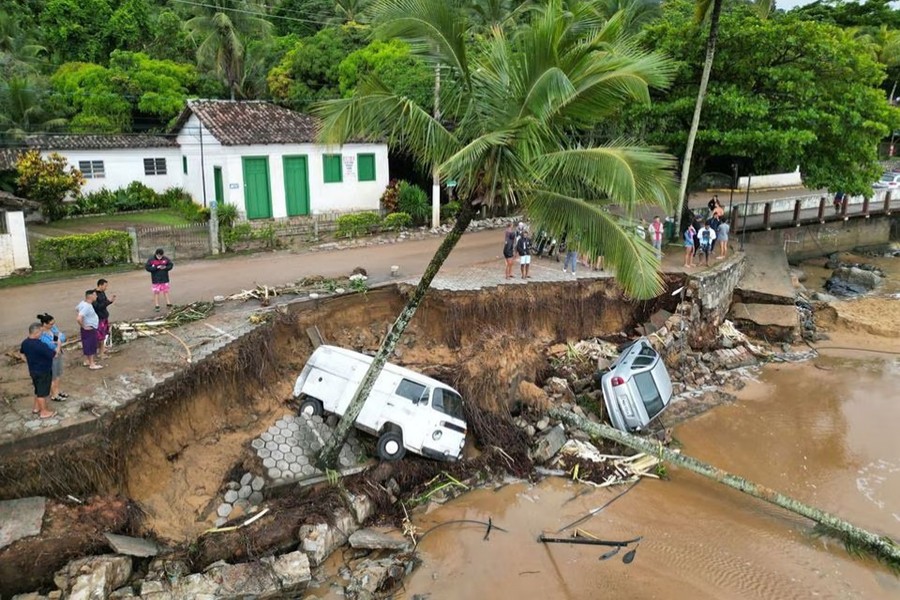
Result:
[242, 157, 272, 219]
[283, 155, 310, 216]
[213, 166, 224, 206]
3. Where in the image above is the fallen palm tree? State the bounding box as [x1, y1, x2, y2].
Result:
[550, 408, 900, 571]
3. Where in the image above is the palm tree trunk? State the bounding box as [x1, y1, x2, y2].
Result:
[672, 0, 724, 238]
[889, 79, 897, 104]
[316, 200, 476, 469]
[550, 408, 900, 568]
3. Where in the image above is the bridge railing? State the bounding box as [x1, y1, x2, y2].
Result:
[728, 189, 897, 234]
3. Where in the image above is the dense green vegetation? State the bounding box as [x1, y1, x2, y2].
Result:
[0, 0, 898, 196]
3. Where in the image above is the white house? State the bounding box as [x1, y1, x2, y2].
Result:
[2, 100, 390, 220]
[172, 100, 389, 219]
[0, 193, 32, 277]
[24, 134, 183, 194]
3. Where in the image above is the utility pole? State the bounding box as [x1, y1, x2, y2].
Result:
[431, 64, 441, 229]
[740, 173, 751, 252]
[199, 125, 220, 255]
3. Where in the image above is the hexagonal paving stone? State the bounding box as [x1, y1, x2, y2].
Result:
[276, 459, 289, 471]
[297, 455, 310, 466]
[251, 439, 264, 450]
[238, 486, 252, 500]
[271, 450, 284, 461]
[262, 457, 276, 469]
[275, 419, 287, 429]
[257, 448, 270, 459]
[278, 443, 292, 454]
[267, 468, 282, 479]
[261, 431, 273, 442]
[300, 465, 317, 476]
[240, 473, 253, 486]
[251, 476, 264, 491]
[273, 434, 286, 444]
[224, 490, 239, 503]
[289, 463, 303, 474]
[217, 503, 233, 518]
[310, 441, 322, 452]
[265, 440, 277, 451]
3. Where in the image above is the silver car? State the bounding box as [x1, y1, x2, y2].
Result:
[601, 337, 674, 432]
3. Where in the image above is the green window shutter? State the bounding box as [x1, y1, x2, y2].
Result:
[323, 154, 343, 183]
[182, 156, 188, 174]
[357, 153, 376, 182]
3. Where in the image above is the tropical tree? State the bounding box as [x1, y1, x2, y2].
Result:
[184, 0, 274, 100]
[858, 25, 900, 102]
[333, 0, 372, 23]
[15, 150, 84, 222]
[313, 0, 677, 468]
[0, 10, 45, 76]
[671, 0, 723, 236]
[0, 76, 66, 142]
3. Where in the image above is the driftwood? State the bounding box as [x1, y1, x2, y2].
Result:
[550, 408, 900, 570]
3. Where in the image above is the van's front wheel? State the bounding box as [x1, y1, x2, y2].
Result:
[377, 431, 406, 461]
[298, 397, 323, 418]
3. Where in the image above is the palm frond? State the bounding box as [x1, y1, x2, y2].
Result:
[370, 0, 471, 89]
[313, 79, 460, 168]
[537, 144, 676, 211]
[525, 189, 664, 299]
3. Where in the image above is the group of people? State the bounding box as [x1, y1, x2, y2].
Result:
[502, 222, 604, 279]
[19, 278, 115, 419]
[18, 248, 176, 420]
[683, 196, 730, 268]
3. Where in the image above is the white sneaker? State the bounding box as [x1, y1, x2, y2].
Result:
[563, 269, 567, 273]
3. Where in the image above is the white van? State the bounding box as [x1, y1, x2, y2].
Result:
[292, 345, 467, 462]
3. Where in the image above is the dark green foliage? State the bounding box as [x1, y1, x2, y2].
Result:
[397, 180, 429, 225]
[33, 229, 132, 270]
[335, 211, 381, 237]
[382, 211, 411, 230]
[68, 185, 193, 216]
[441, 200, 460, 221]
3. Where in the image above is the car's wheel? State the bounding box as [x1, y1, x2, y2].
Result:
[298, 397, 323, 417]
[377, 430, 406, 461]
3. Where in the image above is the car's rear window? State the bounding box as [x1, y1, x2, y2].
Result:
[633, 371, 664, 419]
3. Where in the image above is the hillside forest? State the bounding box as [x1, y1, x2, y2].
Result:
[1, 0, 899, 195]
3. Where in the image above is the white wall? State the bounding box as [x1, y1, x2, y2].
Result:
[177, 115, 389, 218]
[42, 147, 183, 194]
[0, 211, 30, 277]
[737, 167, 803, 191]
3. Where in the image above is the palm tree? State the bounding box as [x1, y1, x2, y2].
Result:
[858, 25, 900, 103]
[0, 10, 46, 75]
[0, 76, 66, 143]
[332, 0, 372, 23]
[671, 0, 724, 237]
[591, 0, 661, 34]
[313, 0, 677, 469]
[184, 0, 273, 100]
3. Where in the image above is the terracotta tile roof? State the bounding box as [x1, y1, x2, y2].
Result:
[22, 134, 178, 150]
[173, 100, 320, 146]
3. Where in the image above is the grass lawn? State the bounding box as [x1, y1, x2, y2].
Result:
[0, 264, 141, 289]
[29, 209, 191, 237]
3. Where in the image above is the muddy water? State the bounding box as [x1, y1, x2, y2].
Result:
[401, 355, 900, 599]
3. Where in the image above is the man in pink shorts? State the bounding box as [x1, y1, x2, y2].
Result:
[145, 248, 174, 312]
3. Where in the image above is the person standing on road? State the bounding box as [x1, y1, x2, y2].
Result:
[516, 229, 533, 279]
[38, 313, 68, 403]
[146, 248, 174, 312]
[76, 289, 102, 370]
[502, 223, 516, 279]
[683, 224, 696, 268]
[93, 278, 116, 360]
[649, 216, 664, 260]
[20, 322, 57, 419]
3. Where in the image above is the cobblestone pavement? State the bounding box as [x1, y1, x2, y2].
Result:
[213, 413, 362, 526]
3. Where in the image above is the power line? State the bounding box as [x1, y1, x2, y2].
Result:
[169, 0, 340, 27]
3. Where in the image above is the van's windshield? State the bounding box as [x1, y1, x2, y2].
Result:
[432, 388, 465, 421]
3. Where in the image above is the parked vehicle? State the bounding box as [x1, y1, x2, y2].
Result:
[873, 173, 900, 189]
[600, 337, 674, 432]
[293, 345, 467, 462]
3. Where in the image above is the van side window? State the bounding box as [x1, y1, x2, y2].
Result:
[396, 379, 429, 404]
[631, 356, 655, 368]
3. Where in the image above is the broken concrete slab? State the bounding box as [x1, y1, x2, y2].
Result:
[0, 497, 45, 550]
[531, 424, 566, 464]
[299, 509, 358, 566]
[345, 555, 416, 600]
[348, 528, 411, 551]
[104, 533, 160, 558]
[729, 303, 799, 343]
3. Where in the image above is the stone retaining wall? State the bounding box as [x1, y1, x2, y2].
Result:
[743, 215, 892, 261]
[683, 253, 747, 350]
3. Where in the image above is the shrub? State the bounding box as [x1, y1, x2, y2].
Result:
[336, 211, 382, 238]
[441, 200, 461, 221]
[32, 230, 132, 270]
[221, 223, 254, 251]
[68, 188, 117, 216]
[216, 203, 239, 228]
[15, 150, 85, 222]
[383, 211, 412, 230]
[115, 182, 161, 211]
[160, 187, 192, 207]
[397, 181, 429, 225]
[380, 179, 400, 213]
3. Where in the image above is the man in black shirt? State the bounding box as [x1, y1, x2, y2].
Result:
[93, 278, 116, 360]
[20, 322, 57, 419]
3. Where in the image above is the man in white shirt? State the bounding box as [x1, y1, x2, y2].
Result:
[76, 289, 102, 370]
